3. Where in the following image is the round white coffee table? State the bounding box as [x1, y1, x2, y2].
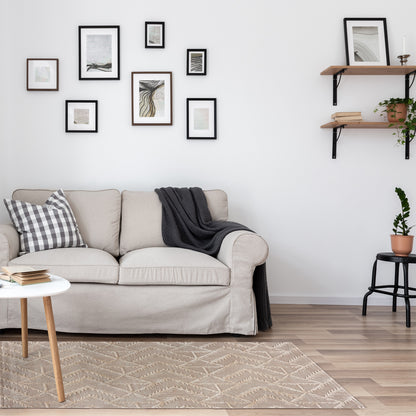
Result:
[0, 275, 70, 402]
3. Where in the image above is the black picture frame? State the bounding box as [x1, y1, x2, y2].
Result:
[343, 18, 390, 66]
[187, 49, 207, 75]
[65, 100, 98, 133]
[145, 22, 165, 48]
[26, 58, 59, 91]
[187, 98, 217, 140]
[79, 25, 120, 80]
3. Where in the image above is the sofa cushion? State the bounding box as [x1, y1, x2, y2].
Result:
[119, 247, 230, 286]
[120, 190, 228, 255]
[4, 189, 86, 255]
[9, 247, 119, 284]
[12, 189, 121, 257]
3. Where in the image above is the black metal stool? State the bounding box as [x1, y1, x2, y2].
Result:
[362, 252, 416, 327]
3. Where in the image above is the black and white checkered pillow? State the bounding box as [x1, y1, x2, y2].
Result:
[4, 189, 87, 255]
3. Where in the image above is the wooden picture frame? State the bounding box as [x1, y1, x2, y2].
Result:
[187, 98, 216, 139]
[79, 26, 120, 80]
[145, 22, 165, 48]
[131, 72, 172, 126]
[344, 18, 390, 66]
[65, 100, 98, 133]
[27, 59, 59, 91]
[187, 49, 207, 75]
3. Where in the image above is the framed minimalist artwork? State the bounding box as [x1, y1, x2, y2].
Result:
[27, 59, 59, 91]
[187, 98, 216, 140]
[65, 100, 98, 133]
[145, 22, 165, 48]
[187, 49, 207, 75]
[79, 26, 120, 80]
[131, 72, 172, 126]
[344, 18, 389, 66]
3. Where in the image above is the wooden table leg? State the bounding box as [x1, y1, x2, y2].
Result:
[20, 298, 28, 358]
[43, 296, 65, 402]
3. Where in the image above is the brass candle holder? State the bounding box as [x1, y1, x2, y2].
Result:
[398, 54, 411, 65]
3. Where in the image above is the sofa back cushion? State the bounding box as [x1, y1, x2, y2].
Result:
[12, 189, 121, 256]
[120, 190, 228, 255]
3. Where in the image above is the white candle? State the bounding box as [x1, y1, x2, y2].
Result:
[403, 36, 407, 54]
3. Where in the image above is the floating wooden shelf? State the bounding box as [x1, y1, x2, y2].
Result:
[321, 121, 401, 129]
[321, 65, 416, 76]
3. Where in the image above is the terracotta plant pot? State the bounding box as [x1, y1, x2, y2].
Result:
[391, 234, 414, 256]
[387, 103, 407, 123]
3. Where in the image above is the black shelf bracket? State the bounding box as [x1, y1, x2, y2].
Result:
[332, 69, 345, 106]
[332, 125, 345, 159]
[405, 70, 416, 99]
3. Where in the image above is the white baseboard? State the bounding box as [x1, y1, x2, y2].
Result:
[269, 294, 410, 306]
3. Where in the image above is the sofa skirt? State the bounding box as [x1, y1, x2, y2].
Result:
[0, 283, 257, 335]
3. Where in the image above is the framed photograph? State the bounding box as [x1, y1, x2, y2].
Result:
[344, 18, 390, 66]
[27, 59, 59, 91]
[145, 22, 165, 48]
[65, 100, 98, 133]
[187, 98, 216, 140]
[79, 26, 120, 80]
[131, 72, 172, 126]
[187, 49, 207, 75]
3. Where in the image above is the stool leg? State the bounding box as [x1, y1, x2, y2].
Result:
[363, 259, 377, 316]
[393, 263, 400, 312]
[403, 264, 411, 328]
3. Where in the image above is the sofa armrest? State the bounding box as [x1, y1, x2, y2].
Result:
[0, 224, 20, 266]
[217, 230, 269, 288]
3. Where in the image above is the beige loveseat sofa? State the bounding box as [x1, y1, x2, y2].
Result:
[0, 189, 268, 335]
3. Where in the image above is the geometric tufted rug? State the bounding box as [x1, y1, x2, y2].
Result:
[0, 341, 363, 409]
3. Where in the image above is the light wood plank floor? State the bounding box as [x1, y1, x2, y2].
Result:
[1, 304, 415, 416]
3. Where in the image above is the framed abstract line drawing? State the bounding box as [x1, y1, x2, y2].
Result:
[79, 26, 120, 80]
[27, 59, 59, 91]
[131, 72, 172, 125]
[187, 98, 216, 139]
[344, 18, 389, 65]
[145, 22, 165, 48]
[187, 49, 207, 75]
[65, 100, 98, 132]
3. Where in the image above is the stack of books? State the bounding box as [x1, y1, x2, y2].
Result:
[331, 112, 363, 122]
[0, 266, 51, 285]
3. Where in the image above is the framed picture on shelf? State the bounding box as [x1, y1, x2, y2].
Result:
[344, 18, 389, 66]
[27, 59, 59, 91]
[187, 98, 216, 140]
[131, 72, 172, 125]
[79, 25, 120, 80]
[145, 22, 165, 48]
[187, 49, 207, 75]
[65, 100, 98, 133]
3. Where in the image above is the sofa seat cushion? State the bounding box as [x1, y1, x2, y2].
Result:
[9, 248, 119, 284]
[119, 247, 230, 286]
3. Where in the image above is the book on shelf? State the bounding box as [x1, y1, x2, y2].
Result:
[334, 116, 363, 122]
[331, 111, 361, 119]
[1, 266, 50, 285]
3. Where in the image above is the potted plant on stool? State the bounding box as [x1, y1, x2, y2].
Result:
[391, 187, 414, 256]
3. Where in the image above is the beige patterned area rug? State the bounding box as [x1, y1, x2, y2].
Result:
[0, 341, 363, 409]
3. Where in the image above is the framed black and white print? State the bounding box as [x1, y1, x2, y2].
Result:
[187, 49, 207, 75]
[131, 72, 172, 125]
[344, 18, 389, 65]
[79, 26, 120, 80]
[65, 100, 98, 133]
[27, 59, 59, 91]
[145, 22, 165, 48]
[187, 98, 216, 139]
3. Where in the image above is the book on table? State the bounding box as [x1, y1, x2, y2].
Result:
[0, 266, 50, 285]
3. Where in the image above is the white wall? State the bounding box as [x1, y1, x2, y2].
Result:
[1, 0, 416, 305]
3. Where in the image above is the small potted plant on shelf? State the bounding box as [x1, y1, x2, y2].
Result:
[391, 187, 414, 256]
[375, 98, 416, 145]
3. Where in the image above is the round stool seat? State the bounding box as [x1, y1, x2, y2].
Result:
[376, 252, 416, 263]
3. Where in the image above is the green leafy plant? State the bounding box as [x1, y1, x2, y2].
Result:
[393, 187, 414, 235]
[374, 98, 416, 145]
